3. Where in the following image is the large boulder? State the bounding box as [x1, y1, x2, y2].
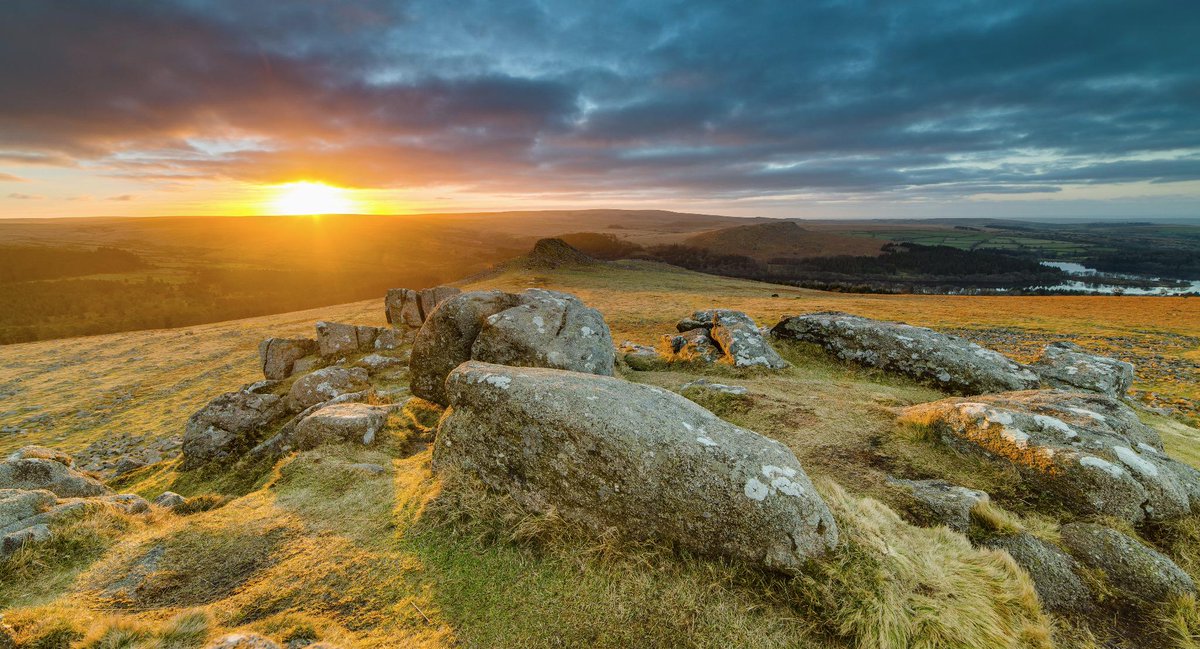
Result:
[258, 337, 318, 380]
[0, 458, 110, 498]
[772, 312, 1038, 394]
[900, 390, 1200, 524]
[679, 310, 788, 369]
[410, 289, 614, 405]
[292, 403, 388, 450]
[286, 366, 370, 411]
[1060, 523, 1195, 603]
[471, 289, 615, 376]
[980, 532, 1092, 614]
[1, 523, 51, 560]
[386, 286, 461, 329]
[1030, 342, 1134, 398]
[434, 362, 837, 574]
[182, 387, 288, 468]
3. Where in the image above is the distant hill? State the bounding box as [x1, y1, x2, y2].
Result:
[683, 220, 885, 261]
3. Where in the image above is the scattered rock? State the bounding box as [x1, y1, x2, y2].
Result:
[154, 491, 185, 509]
[435, 361, 837, 574]
[205, 633, 281, 649]
[619, 341, 660, 370]
[1, 523, 51, 560]
[1060, 523, 1196, 603]
[679, 310, 788, 369]
[372, 328, 401, 350]
[292, 403, 388, 450]
[347, 463, 388, 475]
[411, 289, 614, 405]
[1031, 342, 1134, 398]
[183, 388, 288, 468]
[0, 457, 110, 498]
[888, 477, 988, 533]
[102, 493, 150, 514]
[286, 367, 370, 411]
[681, 379, 749, 395]
[772, 312, 1038, 394]
[901, 390, 1200, 524]
[259, 338, 319, 380]
[0, 488, 56, 528]
[6, 445, 73, 466]
[980, 532, 1092, 613]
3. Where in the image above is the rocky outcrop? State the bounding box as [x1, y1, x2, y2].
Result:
[1, 449, 150, 560]
[286, 367, 370, 411]
[522, 238, 596, 270]
[435, 361, 837, 574]
[678, 310, 788, 369]
[980, 531, 1092, 614]
[1030, 342, 1134, 398]
[772, 312, 1038, 394]
[315, 322, 397, 358]
[1060, 523, 1196, 603]
[258, 337, 318, 380]
[0, 456, 110, 498]
[292, 402, 388, 450]
[900, 390, 1200, 524]
[182, 385, 289, 468]
[386, 286, 462, 329]
[888, 477, 988, 533]
[410, 289, 614, 405]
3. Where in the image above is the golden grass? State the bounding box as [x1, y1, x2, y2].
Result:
[0, 258, 1197, 647]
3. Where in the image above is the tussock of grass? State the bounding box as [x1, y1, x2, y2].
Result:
[79, 611, 210, 649]
[971, 500, 1026, 536]
[679, 385, 755, 417]
[423, 468, 1051, 649]
[1158, 594, 1200, 649]
[88, 499, 299, 610]
[0, 504, 137, 609]
[794, 481, 1051, 649]
[173, 493, 232, 516]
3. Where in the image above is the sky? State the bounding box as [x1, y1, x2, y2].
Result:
[1, 0, 1198, 220]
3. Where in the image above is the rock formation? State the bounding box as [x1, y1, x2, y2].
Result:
[772, 312, 1039, 394]
[434, 361, 837, 574]
[1030, 341, 1134, 398]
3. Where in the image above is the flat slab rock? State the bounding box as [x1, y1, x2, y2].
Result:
[286, 366, 370, 411]
[183, 386, 288, 468]
[293, 402, 389, 450]
[258, 337, 318, 380]
[901, 390, 1200, 524]
[1060, 522, 1195, 603]
[435, 361, 837, 574]
[1031, 342, 1134, 398]
[0, 457, 110, 498]
[772, 312, 1038, 395]
[888, 477, 987, 533]
[410, 289, 615, 405]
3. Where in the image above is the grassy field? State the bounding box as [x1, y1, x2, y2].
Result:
[2, 260, 1199, 647]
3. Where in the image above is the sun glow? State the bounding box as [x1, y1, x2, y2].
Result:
[268, 181, 358, 215]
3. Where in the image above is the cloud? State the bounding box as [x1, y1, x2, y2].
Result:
[0, 172, 25, 182]
[7, 192, 43, 200]
[107, 194, 136, 201]
[0, 0, 1197, 204]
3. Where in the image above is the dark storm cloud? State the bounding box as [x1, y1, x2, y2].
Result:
[1, 0, 1198, 198]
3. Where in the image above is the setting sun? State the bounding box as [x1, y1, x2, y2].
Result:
[268, 181, 358, 215]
